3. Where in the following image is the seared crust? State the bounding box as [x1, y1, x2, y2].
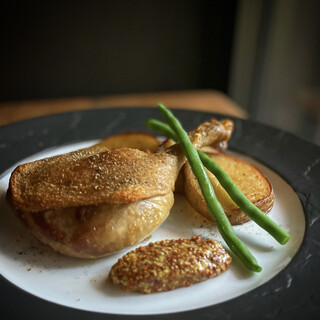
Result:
[8, 119, 233, 213]
[184, 153, 274, 225]
[8, 148, 180, 212]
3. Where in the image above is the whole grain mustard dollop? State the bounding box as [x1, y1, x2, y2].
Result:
[108, 236, 232, 294]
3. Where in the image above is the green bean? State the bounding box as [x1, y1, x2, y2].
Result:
[145, 119, 178, 141]
[157, 104, 262, 272]
[146, 118, 290, 245]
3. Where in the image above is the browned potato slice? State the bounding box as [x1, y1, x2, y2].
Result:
[95, 132, 160, 152]
[184, 153, 274, 225]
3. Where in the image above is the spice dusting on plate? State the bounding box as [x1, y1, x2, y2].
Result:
[108, 236, 231, 294]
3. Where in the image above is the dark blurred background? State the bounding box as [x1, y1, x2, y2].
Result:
[0, 0, 237, 99]
[1, 0, 320, 144]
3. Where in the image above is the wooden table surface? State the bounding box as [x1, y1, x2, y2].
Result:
[0, 90, 247, 126]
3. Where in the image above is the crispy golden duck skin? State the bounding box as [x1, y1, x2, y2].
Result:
[7, 119, 233, 258]
[8, 148, 180, 212]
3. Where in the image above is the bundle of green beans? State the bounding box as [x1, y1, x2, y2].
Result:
[146, 104, 290, 272]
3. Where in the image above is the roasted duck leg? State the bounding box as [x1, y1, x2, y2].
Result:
[7, 119, 233, 258]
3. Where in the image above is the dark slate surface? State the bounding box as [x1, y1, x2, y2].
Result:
[0, 107, 319, 320]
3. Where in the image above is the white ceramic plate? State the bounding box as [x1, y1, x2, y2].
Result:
[0, 141, 305, 315]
